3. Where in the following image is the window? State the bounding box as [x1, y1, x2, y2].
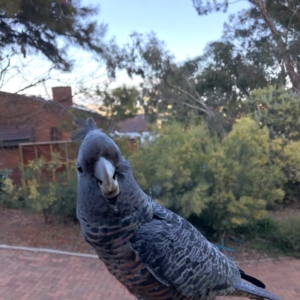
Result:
[50, 127, 62, 141]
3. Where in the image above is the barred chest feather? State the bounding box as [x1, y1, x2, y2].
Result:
[79, 216, 224, 300]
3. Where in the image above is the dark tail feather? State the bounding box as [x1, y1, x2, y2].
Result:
[240, 270, 266, 288]
[234, 280, 283, 300]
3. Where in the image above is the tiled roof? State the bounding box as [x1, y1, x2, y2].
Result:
[0, 125, 34, 143]
[115, 114, 148, 133]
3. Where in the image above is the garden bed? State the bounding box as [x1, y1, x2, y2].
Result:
[0, 207, 289, 262]
[0, 207, 93, 254]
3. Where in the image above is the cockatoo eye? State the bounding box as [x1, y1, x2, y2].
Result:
[77, 166, 83, 173]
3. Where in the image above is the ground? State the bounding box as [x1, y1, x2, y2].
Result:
[1, 207, 299, 300]
[0, 207, 285, 260]
[0, 208, 92, 254]
[0, 249, 299, 300]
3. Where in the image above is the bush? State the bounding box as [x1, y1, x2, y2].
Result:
[130, 121, 213, 217]
[247, 86, 300, 141]
[247, 86, 300, 205]
[4, 155, 78, 223]
[234, 216, 279, 239]
[0, 168, 12, 197]
[188, 212, 218, 238]
[53, 174, 78, 222]
[1, 171, 26, 209]
[130, 118, 284, 233]
[24, 159, 77, 223]
[234, 216, 300, 258]
[24, 175, 77, 223]
[272, 217, 300, 257]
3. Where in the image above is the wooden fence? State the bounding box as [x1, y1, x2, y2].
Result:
[19, 141, 78, 187]
[18, 136, 139, 188]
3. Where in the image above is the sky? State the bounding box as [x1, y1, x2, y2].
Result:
[88, 0, 250, 61]
[2, 0, 250, 102]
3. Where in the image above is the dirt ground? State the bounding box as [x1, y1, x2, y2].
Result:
[0, 208, 92, 254]
[1, 207, 299, 300]
[0, 207, 287, 261]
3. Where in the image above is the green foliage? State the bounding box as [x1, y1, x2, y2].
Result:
[247, 86, 300, 203]
[194, 41, 267, 118]
[282, 142, 300, 182]
[117, 0, 300, 131]
[245, 216, 300, 258]
[271, 139, 300, 203]
[114, 136, 134, 159]
[278, 141, 300, 203]
[235, 215, 300, 258]
[205, 117, 284, 231]
[130, 121, 213, 217]
[4, 155, 78, 223]
[26, 179, 58, 222]
[0, 168, 11, 195]
[130, 118, 284, 233]
[234, 216, 279, 239]
[0, 170, 25, 209]
[192, 1, 300, 91]
[266, 0, 300, 33]
[115, 33, 224, 131]
[98, 85, 140, 126]
[248, 86, 300, 141]
[52, 174, 77, 222]
[272, 217, 300, 256]
[0, 0, 108, 71]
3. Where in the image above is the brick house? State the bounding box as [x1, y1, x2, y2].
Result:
[110, 114, 151, 152]
[0, 87, 106, 184]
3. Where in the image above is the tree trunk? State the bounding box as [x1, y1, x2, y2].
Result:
[251, 0, 300, 92]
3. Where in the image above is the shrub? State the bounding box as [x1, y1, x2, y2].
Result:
[247, 86, 300, 141]
[53, 174, 78, 222]
[3, 155, 78, 223]
[234, 216, 300, 258]
[130, 118, 284, 233]
[0, 168, 12, 197]
[1, 171, 25, 209]
[130, 121, 213, 217]
[208, 117, 284, 232]
[234, 216, 279, 239]
[247, 86, 300, 205]
[24, 158, 77, 223]
[272, 217, 300, 257]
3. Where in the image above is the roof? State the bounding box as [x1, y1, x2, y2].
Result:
[72, 103, 102, 114]
[0, 90, 106, 117]
[115, 114, 149, 133]
[0, 125, 34, 146]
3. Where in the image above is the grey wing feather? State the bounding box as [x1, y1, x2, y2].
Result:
[131, 201, 240, 297]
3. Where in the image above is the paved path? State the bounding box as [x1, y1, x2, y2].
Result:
[0, 248, 299, 300]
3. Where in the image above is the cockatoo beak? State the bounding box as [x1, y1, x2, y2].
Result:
[95, 157, 119, 199]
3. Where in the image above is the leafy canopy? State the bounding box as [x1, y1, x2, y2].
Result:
[247, 86, 300, 204]
[247, 86, 300, 141]
[97, 85, 140, 126]
[0, 0, 109, 71]
[192, 0, 300, 92]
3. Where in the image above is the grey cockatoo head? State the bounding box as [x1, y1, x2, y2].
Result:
[71, 118, 140, 218]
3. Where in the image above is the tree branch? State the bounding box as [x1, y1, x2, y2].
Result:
[250, 0, 300, 92]
[166, 80, 214, 115]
